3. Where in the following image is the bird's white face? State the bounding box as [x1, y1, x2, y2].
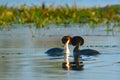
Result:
[64, 40, 70, 54]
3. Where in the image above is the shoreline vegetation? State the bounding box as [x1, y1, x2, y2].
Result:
[0, 3, 120, 31]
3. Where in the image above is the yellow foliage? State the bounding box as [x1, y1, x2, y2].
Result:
[5, 11, 14, 17]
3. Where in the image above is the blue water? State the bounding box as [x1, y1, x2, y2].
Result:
[0, 27, 120, 80]
[0, 0, 120, 7]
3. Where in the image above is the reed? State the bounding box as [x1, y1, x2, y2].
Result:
[0, 3, 120, 29]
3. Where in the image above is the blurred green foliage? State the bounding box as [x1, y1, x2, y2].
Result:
[0, 3, 120, 28]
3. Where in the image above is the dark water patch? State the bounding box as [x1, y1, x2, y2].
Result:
[0, 53, 24, 55]
[86, 45, 118, 48]
[0, 53, 40, 57]
[115, 62, 120, 64]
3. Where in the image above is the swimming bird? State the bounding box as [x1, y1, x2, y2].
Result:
[45, 36, 72, 57]
[69, 36, 100, 69]
[71, 36, 100, 58]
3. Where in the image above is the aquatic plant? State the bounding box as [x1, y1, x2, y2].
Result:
[0, 3, 120, 29]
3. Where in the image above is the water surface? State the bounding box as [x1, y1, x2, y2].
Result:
[0, 27, 120, 80]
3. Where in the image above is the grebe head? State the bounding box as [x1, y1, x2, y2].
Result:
[71, 36, 84, 46]
[61, 36, 72, 45]
[62, 36, 72, 54]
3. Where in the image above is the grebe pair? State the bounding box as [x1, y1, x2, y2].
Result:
[45, 36, 100, 57]
[46, 36, 100, 70]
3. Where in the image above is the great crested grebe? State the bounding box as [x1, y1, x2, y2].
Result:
[62, 36, 84, 70]
[71, 36, 100, 57]
[45, 36, 72, 57]
[63, 36, 100, 70]
[46, 36, 100, 70]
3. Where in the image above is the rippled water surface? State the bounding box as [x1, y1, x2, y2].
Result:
[0, 27, 120, 80]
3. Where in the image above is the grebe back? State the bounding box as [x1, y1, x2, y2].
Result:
[72, 36, 100, 56]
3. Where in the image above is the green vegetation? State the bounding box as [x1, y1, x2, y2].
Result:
[0, 3, 120, 29]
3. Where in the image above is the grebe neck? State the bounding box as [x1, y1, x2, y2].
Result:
[64, 40, 70, 62]
[64, 40, 70, 54]
[73, 43, 80, 52]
